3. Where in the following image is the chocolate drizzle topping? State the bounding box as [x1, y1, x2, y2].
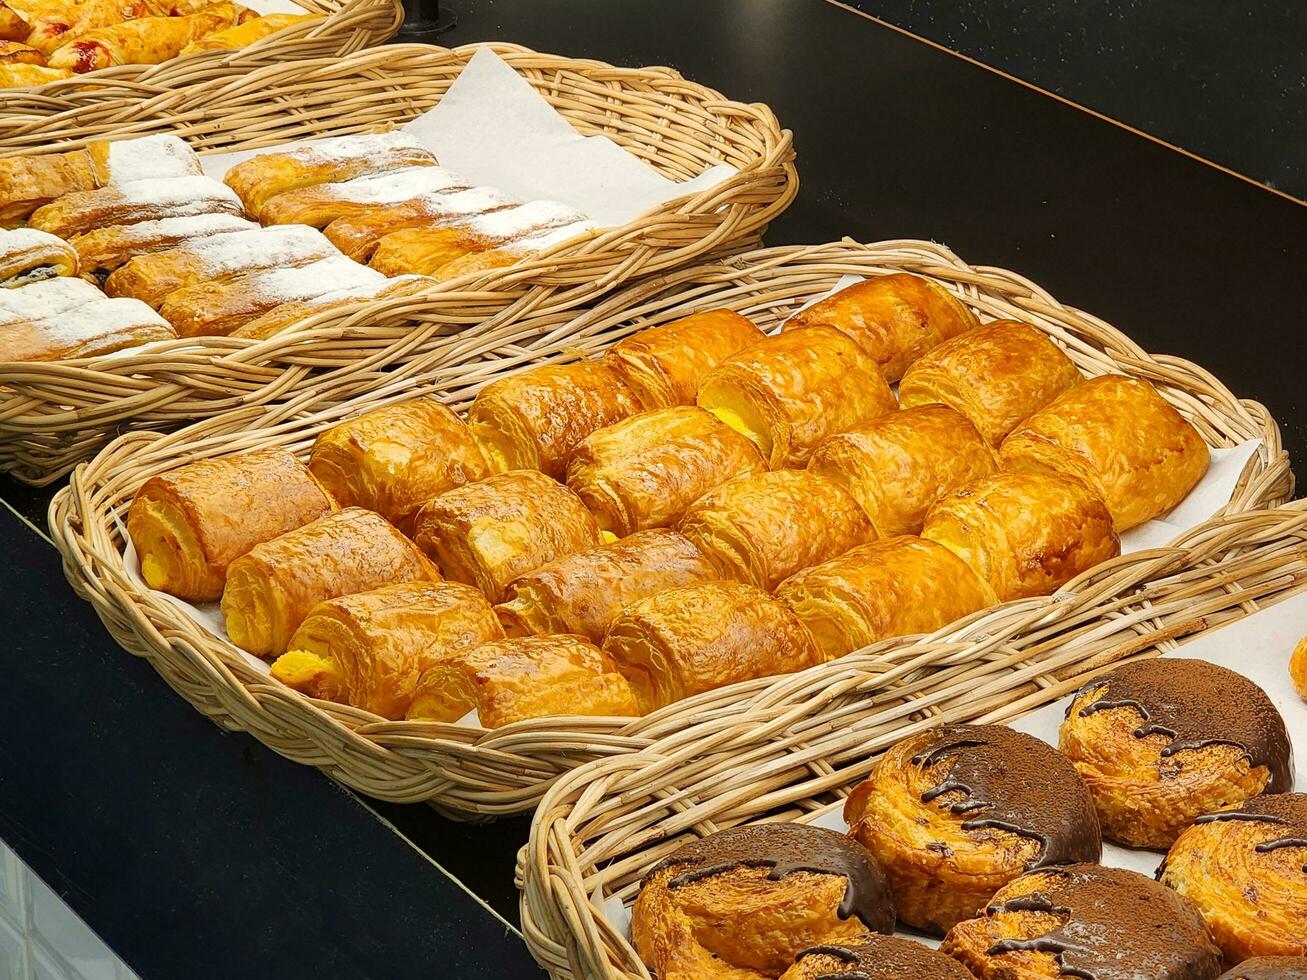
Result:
[1070, 659, 1293, 792]
[910, 724, 1101, 867]
[794, 934, 972, 979]
[647, 823, 895, 933]
[1193, 793, 1307, 873]
[1216, 956, 1307, 980]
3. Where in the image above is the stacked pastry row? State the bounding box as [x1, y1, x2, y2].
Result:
[632, 658, 1304, 978]
[126, 273, 1212, 729]
[0, 0, 323, 88]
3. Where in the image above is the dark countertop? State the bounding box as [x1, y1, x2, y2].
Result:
[2, 1, 1304, 977]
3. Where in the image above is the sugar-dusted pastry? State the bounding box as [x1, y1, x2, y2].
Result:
[494, 529, 718, 643]
[227, 274, 432, 340]
[0, 41, 45, 63]
[467, 361, 643, 478]
[257, 166, 469, 228]
[1001, 374, 1210, 530]
[405, 634, 638, 726]
[1293, 634, 1307, 703]
[70, 213, 261, 279]
[1060, 659, 1293, 849]
[697, 325, 897, 468]
[86, 134, 203, 184]
[47, 4, 247, 71]
[807, 404, 997, 537]
[179, 11, 323, 52]
[601, 309, 767, 409]
[602, 579, 824, 712]
[0, 276, 101, 324]
[0, 62, 69, 87]
[922, 469, 1119, 601]
[29, 176, 246, 240]
[942, 864, 1222, 980]
[127, 448, 335, 602]
[413, 469, 601, 603]
[0, 296, 175, 361]
[268, 581, 503, 720]
[426, 221, 597, 281]
[1216, 958, 1307, 980]
[221, 507, 439, 658]
[306, 398, 487, 535]
[846, 724, 1101, 934]
[0, 228, 76, 286]
[782, 934, 974, 980]
[776, 536, 997, 660]
[323, 186, 518, 261]
[566, 406, 767, 538]
[678, 469, 876, 590]
[899, 319, 1083, 446]
[784, 273, 978, 382]
[632, 823, 895, 980]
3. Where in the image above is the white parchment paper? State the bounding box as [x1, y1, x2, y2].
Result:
[241, 0, 308, 15]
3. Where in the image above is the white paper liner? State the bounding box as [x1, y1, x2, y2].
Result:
[241, 0, 309, 17]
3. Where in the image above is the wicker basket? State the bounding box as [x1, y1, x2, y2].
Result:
[517, 509, 1307, 979]
[0, 42, 797, 483]
[48, 238, 1293, 819]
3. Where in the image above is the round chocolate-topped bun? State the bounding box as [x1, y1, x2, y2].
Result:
[1059, 658, 1292, 849]
[631, 823, 895, 979]
[1159, 793, 1307, 963]
[780, 933, 974, 979]
[1217, 957, 1307, 980]
[843, 723, 1101, 935]
[942, 863, 1223, 980]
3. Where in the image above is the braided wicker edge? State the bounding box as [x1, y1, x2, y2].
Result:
[46, 238, 1294, 819]
[516, 509, 1307, 979]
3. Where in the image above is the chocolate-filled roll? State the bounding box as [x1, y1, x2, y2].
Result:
[632, 823, 895, 980]
[1060, 659, 1293, 849]
[1160, 794, 1307, 964]
[942, 864, 1222, 980]
[781, 934, 974, 980]
[1217, 958, 1307, 980]
[844, 724, 1101, 934]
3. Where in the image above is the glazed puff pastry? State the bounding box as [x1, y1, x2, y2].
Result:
[0, 41, 46, 63]
[268, 581, 502, 720]
[467, 361, 644, 478]
[413, 469, 601, 603]
[696, 324, 897, 468]
[70, 213, 260, 280]
[807, 404, 998, 537]
[127, 448, 335, 602]
[775, 536, 998, 660]
[899, 319, 1083, 445]
[678, 469, 876, 590]
[180, 12, 323, 53]
[0, 148, 95, 225]
[406, 634, 638, 726]
[220, 507, 440, 658]
[784, 273, 978, 382]
[566, 406, 767, 538]
[1000, 374, 1210, 530]
[28, 176, 245, 240]
[601, 309, 767, 409]
[0, 63, 69, 87]
[306, 398, 487, 536]
[494, 529, 719, 644]
[922, 469, 1120, 601]
[322, 186, 517, 261]
[0, 295, 176, 361]
[46, 5, 245, 72]
[602, 579, 824, 712]
[0, 228, 76, 287]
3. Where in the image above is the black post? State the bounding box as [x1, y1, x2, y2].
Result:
[397, 0, 457, 41]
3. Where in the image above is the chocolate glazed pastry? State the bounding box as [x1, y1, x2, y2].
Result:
[780, 933, 974, 979]
[942, 863, 1223, 980]
[844, 724, 1101, 935]
[631, 823, 894, 980]
[1216, 957, 1307, 979]
[1060, 659, 1293, 849]
[1159, 794, 1307, 963]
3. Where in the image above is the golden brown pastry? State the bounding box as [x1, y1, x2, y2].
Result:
[306, 399, 486, 536]
[257, 167, 469, 228]
[421, 221, 596, 281]
[678, 469, 876, 590]
[0, 295, 175, 361]
[1292, 634, 1307, 704]
[784, 273, 978, 382]
[566, 405, 767, 537]
[70, 214, 260, 280]
[696, 325, 897, 468]
[268, 581, 503, 720]
[0, 5, 32, 41]
[1216, 958, 1307, 979]
[225, 274, 432, 340]
[601, 309, 767, 410]
[775, 536, 998, 660]
[807, 404, 998, 537]
[467, 361, 644, 478]
[1000, 374, 1210, 530]
[26, 0, 208, 54]
[632, 823, 895, 980]
[1059, 659, 1293, 849]
[602, 579, 824, 712]
[127, 448, 335, 602]
[405, 634, 638, 726]
[0, 62, 69, 86]
[921, 469, 1119, 601]
[0, 228, 76, 286]
[845, 724, 1101, 934]
[220, 507, 439, 658]
[28, 176, 245, 240]
[0, 275, 101, 325]
[179, 11, 323, 53]
[899, 319, 1083, 446]
[413, 469, 601, 603]
[0, 40, 45, 63]
[322, 186, 517, 261]
[942, 864, 1222, 980]
[0, 149, 95, 225]
[47, 3, 246, 71]
[781, 934, 974, 980]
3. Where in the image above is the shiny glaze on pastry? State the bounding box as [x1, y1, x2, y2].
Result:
[0, 148, 96, 225]
[128, 448, 335, 601]
[845, 724, 1101, 934]
[0, 62, 69, 86]
[1290, 635, 1307, 703]
[180, 12, 322, 53]
[899, 319, 1083, 446]
[942, 864, 1222, 980]
[1001, 374, 1210, 530]
[807, 404, 998, 537]
[1060, 659, 1292, 849]
[697, 325, 897, 468]
[782, 934, 974, 980]
[1216, 957, 1307, 979]
[46, 4, 245, 72]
